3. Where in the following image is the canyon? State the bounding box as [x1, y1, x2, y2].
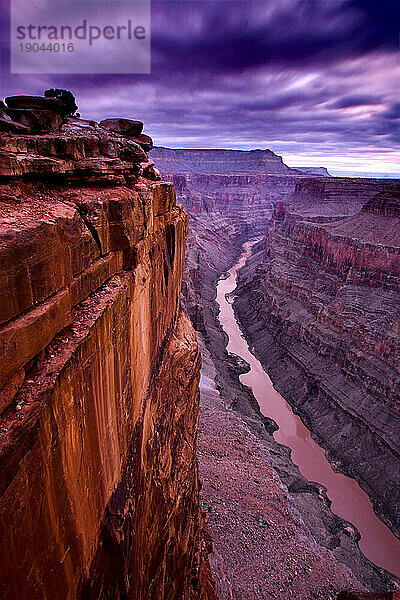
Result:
[155, 147, 400, 597]
[0, 93, 399, 600]
[235, 179, 400, 538]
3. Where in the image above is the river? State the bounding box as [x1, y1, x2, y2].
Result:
[216, 237, 400, 579]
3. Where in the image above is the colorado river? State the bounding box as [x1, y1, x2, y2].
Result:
[216, 237, 400, 579]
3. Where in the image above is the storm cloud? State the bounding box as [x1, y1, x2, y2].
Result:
[1, 0, 399, 174]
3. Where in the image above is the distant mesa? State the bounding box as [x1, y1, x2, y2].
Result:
[150, 146, 302, 175]
[296, 166, 331, 176]
[150, 147, 332, 178]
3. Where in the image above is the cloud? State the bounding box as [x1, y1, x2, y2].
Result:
[329, 94, 382, 109]
[0, 0, 398, 173]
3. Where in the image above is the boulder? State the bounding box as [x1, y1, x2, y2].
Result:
[143, 164, 162, 181]
[5, 95, 66, 112]
[130, 133, 153, 152]
[100, 118, 143, 137]
[4, 109, 63, 133]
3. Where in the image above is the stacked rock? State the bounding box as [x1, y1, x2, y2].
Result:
[0, 95, 67, 134]
[0, 93, 161, 182]
[100, 117, 161, 181]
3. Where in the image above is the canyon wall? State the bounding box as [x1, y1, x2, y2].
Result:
[289, 177, 388, 216]
[235, 179, 400, 537]
[0, 106, 215, 599]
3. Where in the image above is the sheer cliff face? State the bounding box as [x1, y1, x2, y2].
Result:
[235, 180, 400, 536]
[0, 119, 215, 599]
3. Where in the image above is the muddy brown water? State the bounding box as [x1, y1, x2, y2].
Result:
[216, 237, 400, 579]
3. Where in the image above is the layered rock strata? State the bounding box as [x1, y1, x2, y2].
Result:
[0, 103, 215, 599]
[151, 147, 302, 175]
[235, 181, 400, 537]
[289, 177, 388, 216]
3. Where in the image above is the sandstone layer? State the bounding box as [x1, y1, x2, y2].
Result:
[0, 104, 215, 599]
[235, 180, 400, 538]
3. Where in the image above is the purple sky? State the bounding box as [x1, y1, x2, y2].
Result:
[1, 0, 399, 175]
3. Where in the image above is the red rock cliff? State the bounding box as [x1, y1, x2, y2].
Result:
[0, 101, 216, 599]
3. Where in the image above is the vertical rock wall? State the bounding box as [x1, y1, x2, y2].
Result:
[0, 115, 215, 599]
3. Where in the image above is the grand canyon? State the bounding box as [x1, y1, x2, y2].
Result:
[0, 90, 399, 600]
[152, 147, 400, 597]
